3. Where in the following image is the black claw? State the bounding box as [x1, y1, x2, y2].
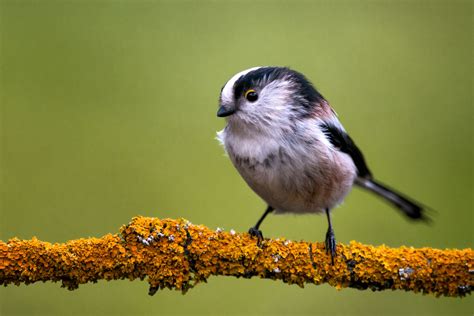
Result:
[309, 243, 317, 269]
[248, 227, 264, 246]
[325, 228, 336, 264]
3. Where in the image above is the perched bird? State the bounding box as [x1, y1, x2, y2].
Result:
[216, 66, 425, 263]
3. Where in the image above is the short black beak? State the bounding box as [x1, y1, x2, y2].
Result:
[217, 105, 236, 117]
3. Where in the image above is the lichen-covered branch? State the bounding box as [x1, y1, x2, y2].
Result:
[0, 217, 472, 297]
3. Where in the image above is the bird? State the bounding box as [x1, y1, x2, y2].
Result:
[216, 66, 426, 263]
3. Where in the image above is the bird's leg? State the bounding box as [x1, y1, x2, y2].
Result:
[325, 208, 336, 264]
[248, 205, 274, 243]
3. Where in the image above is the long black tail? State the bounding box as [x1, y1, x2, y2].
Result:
[355, 178, 426, 220]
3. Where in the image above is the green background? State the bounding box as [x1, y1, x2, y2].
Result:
[1, 0, 472, 315]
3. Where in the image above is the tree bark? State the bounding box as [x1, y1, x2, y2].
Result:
[0, 216, 472, 297]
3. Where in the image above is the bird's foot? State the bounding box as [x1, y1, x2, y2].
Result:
[248, 226, 264, 247]
[309, 243, 317, 269]
[325, 228, 336, 265]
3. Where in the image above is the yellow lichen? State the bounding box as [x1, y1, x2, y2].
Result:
[0, 216, 472, 297]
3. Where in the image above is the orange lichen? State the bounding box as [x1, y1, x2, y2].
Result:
[0, 216, 472, 297]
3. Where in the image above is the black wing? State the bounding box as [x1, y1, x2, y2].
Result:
[320, 122, 372, 178]
[320, 121, 428, 220]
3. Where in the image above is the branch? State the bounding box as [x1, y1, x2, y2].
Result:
[1, 217, 472, 297]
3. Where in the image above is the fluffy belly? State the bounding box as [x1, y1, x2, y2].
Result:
[230, 148, 356, 214]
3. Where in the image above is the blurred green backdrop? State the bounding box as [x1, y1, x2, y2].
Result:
[1, 0, 472, 315]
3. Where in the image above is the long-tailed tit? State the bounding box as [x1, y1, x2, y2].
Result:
[216, 66, 425, 263]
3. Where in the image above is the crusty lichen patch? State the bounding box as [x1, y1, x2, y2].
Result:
[0, 216, 472, 297]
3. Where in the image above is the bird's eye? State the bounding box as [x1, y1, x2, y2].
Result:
[244, 89, 258, 102]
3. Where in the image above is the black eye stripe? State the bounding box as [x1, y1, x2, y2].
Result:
[232, 67, 324, 107]
[231, 74, 246, 99]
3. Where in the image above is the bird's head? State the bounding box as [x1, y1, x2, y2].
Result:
[217, 66, 325, 129]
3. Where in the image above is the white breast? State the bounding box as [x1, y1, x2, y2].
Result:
[217, 119, 357, 214]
